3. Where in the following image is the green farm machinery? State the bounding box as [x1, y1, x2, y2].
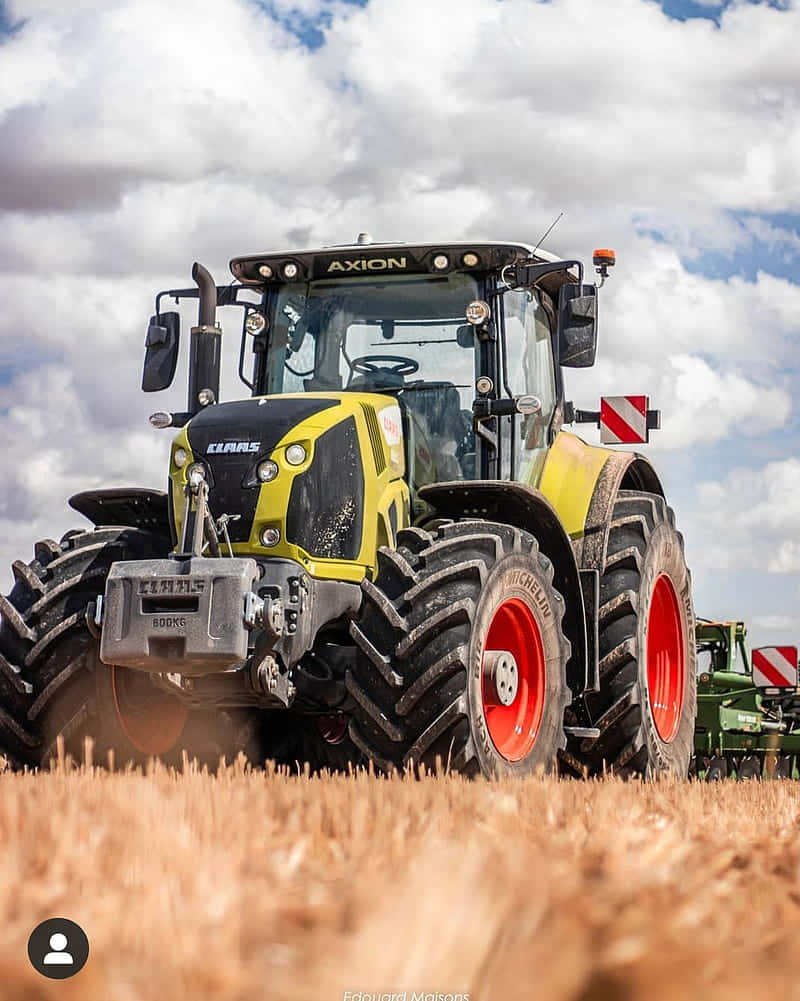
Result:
[694, 620, 800, 779]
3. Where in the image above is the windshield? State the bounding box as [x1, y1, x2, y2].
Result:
[262, 272, 481, 482]
[264, 272, 479, 406]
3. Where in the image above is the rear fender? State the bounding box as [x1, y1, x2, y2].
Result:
[538, 430, 664, 569]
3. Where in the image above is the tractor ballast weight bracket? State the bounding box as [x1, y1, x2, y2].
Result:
[98, 554, 362, 679]
[99, 556, 259, 674]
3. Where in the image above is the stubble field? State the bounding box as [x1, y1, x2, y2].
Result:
[3, 756, 800, 1001]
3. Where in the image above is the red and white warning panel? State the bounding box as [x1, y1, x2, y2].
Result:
[600, 396, 649, 444]
[752, 646, 799, 690]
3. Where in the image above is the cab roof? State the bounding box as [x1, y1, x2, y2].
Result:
[229, 240, 579, 298]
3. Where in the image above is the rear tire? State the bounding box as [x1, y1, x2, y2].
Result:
[583, 490, 696, 777]
[347, 521, 570, 778]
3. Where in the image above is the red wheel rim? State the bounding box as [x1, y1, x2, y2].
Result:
[111, 666, 189, 756]
[646, 574, 686, 742]
[481, 598, 546, 762]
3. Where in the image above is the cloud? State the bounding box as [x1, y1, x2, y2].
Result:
[694, 457, 800, 572]
[770, 541, 800, 574]
[752, 614, 799, 632]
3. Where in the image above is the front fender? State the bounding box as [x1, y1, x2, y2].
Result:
[69, 488, 171, 537]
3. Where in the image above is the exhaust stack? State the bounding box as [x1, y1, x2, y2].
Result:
[188, 262, 222, 413]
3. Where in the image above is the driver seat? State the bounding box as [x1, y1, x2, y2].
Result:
[401, 383, 471, 480]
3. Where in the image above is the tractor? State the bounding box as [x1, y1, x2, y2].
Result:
[0, 237, 696, 777]
[694, 619, 800, 779]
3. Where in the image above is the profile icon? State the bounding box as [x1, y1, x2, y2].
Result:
[28, 918, 89, 979]
[43, 932, 74, 965]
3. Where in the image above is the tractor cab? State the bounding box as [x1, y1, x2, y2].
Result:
[228, 240, 597, 491]
[143, 238, 604, 506]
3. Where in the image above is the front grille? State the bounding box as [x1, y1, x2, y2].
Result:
[286, 418, 364, 560]
[360, 404, 386, 474]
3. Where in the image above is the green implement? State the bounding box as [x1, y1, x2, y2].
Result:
[694, 620, 800, 779]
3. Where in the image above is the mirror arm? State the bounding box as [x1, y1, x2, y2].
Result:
[155, 284, 252, 317]
[511, 259, 584, 288]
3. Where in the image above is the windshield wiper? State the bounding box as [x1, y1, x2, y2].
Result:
[369, 338, 457, 347]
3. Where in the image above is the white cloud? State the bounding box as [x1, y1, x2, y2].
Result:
[693, 457, 800, 573]
[770, 541, 800, 574]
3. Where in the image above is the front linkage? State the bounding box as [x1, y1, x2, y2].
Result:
[98, 466, 360, 714]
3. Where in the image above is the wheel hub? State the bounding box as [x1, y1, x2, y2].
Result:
[483, 650, 519, 706]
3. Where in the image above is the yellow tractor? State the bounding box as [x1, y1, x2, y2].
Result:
[0, 238, 696, 776]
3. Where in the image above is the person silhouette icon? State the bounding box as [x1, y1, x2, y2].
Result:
[43, 933, 74, 966]
[28, 918, 89, 979]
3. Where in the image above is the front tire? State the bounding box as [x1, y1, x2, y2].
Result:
[0, 527, 237, 769]
[347, 521, 570, 778]
[583, 490, 696, 777]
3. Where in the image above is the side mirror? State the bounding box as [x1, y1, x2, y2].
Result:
[557, 283, 597, 368]
[142, 312, 180, 392]
[752, 646, 798, 691]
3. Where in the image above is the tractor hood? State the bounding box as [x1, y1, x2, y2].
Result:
[168, 391, 407, 582]
[183, 396, 340, 543]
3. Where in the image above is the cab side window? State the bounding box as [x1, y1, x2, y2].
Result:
[503, 290, 557, 465]
[504, 290, 556, 404]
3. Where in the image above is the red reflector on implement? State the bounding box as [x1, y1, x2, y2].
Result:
[752, 647, 798, 690]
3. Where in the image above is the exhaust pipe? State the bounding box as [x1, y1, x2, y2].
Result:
[188, 262, 222, 413]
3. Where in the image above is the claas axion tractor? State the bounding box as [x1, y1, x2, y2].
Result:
[0, 237, 697, 777]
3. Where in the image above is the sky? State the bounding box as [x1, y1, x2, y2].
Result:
[0, 0, 798, 651]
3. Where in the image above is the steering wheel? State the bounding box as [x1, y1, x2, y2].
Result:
[350, 355, 420, 378]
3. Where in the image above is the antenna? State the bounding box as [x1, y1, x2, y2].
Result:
[531, 212, 564, 258]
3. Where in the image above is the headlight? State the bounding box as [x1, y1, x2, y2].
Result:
[466, 300, 491, 325]
[285, 443, 307, 466]
[260, 527, 281, 548]
[245, 311, 266, 335]
[173, 447, 188, 468]
[257, 459, 279, 483]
